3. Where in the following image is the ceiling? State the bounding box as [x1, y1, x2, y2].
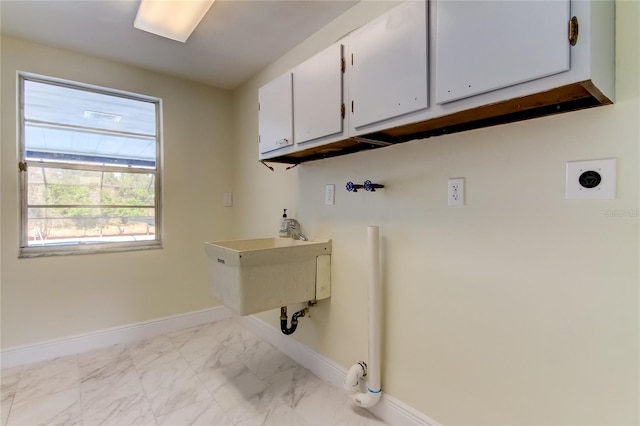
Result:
[0, 0, 358, 90]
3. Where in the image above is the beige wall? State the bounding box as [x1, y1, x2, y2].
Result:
[0, 36, 231, 348]
[231, 1, 639, 425]
[1, 1, 637, 424]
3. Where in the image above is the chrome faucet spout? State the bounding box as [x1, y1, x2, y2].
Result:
[285, 219, 307, 241]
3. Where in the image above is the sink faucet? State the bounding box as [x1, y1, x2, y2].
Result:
[284, 218, 308, 241]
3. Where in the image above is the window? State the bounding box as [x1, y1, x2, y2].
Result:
[19, 74, 162, 256]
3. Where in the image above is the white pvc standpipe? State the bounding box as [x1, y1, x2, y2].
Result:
[344, 226, 382, 407]
[367, 225, 382, 395]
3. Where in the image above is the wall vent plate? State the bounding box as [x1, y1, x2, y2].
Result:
[565, 158, 616, 199]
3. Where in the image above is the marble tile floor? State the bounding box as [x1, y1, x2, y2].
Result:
[0, 318, 386, 426]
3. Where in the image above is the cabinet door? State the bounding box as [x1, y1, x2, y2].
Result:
[435, 0, 570, 104]
[350, 1, 428, 129]
[258, 72, 293, 154]
[293, 43, 344, 144]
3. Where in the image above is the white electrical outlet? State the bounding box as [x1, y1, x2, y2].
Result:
[325, 184, 335, 205]
[222, 191, 233, 207]
[448, 178, 465, 206]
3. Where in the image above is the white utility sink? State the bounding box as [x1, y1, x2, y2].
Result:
[204, 237, 331, 315]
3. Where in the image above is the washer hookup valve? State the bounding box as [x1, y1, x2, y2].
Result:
[363, 180, 384, 192]
[346, 181, 364, 192]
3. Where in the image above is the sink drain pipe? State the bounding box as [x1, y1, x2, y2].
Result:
[280, 306, 308, 335]
[344, 225, 382, 407]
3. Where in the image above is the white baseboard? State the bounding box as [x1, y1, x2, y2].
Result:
[1, 306, 232, 369]
[236, 315, 440, 426]
[2, 307, 438, 425]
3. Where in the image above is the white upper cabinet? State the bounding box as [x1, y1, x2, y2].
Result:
[293, 42, 345, 145]
[349, 0, 428, 130]
[258, 0, 613, 164]
[435, 0, 571, 104]
[258, 72, 293, 154]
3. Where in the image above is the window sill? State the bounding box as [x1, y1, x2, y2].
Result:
[19, 240, 163, 258]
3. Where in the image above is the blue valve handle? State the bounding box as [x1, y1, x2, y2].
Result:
[364, 180, 384, 192]
[346, 181, 364, 192]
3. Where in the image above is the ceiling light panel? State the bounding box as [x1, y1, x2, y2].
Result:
[134, 0, 215, 43]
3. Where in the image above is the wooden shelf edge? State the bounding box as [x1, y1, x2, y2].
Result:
[263, 80, 613, 165]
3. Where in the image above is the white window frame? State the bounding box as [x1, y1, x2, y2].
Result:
[18, 73, 163, 257]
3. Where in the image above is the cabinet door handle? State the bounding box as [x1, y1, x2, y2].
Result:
[569, 16, 579, 46]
